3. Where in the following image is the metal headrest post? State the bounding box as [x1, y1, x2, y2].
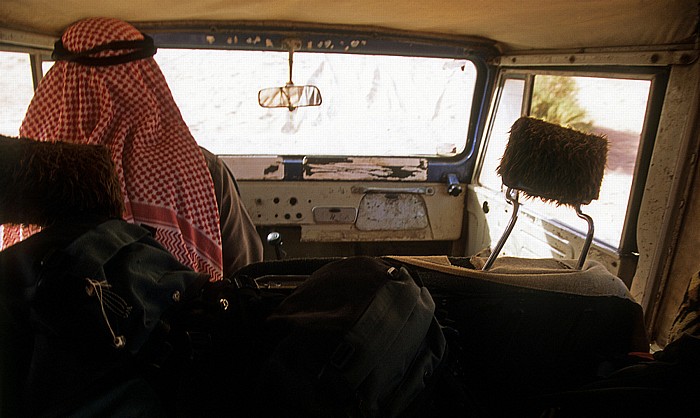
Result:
[482, 188, 520, 271]
[575, 205, 595, 269]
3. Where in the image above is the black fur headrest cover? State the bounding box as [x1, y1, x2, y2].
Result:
[497, 117, 608, 206]
[0, 135, 124, 226]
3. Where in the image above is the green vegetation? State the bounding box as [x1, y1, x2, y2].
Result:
[531, 76, 593, 131]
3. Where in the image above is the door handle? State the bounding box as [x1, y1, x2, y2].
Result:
[445, 173, 463, 197]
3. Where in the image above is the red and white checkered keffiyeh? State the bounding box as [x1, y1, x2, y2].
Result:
[4, 17, 223, 280]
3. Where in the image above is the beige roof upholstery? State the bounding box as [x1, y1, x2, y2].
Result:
[0, 0, 697, 52]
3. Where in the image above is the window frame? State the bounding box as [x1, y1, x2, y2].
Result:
[143, 25, 496, 182]
[475, 66, 668, 283]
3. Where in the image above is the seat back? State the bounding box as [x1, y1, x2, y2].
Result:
[0, 135, 123, 237]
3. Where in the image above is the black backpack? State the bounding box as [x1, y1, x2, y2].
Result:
[251, 256, 447, 418]
[0, 218, 206, 417]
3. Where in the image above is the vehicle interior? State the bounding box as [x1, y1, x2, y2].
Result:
[1, 0, 699, 416]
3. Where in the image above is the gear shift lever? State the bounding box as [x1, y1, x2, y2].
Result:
[266, 231, 286, 260]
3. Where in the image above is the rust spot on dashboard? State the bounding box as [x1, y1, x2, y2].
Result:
[264, 164, 280, 175]
[302, 157, 428, 181]
[222, 156, 284, 180]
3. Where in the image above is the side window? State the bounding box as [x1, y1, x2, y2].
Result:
[479, 77, 525, 191]
[42, 60, 54, 75]
[529, 75, 650, 248]
[0, 51, 35, 136]
[0, 51, 37, 245]
[479, 73, 651, 250]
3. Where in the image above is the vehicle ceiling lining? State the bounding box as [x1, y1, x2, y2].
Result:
[0, 0, 697, 53]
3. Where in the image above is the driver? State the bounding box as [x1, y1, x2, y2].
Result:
[5, 17, 262, 279]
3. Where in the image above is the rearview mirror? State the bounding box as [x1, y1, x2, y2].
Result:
[258, 84, 322, 111]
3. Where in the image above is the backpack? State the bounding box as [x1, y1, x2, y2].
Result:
[252, 256, 447, 418]
[0, 218, 207, 417]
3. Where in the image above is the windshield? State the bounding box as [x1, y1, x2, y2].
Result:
[155, 49, 477, 156]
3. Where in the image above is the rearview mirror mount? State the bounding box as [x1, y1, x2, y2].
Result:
[258, 38, 323, 111]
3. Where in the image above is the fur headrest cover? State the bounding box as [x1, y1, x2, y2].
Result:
[0, 135, 124, 226]
[497, 117, 608, 206]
